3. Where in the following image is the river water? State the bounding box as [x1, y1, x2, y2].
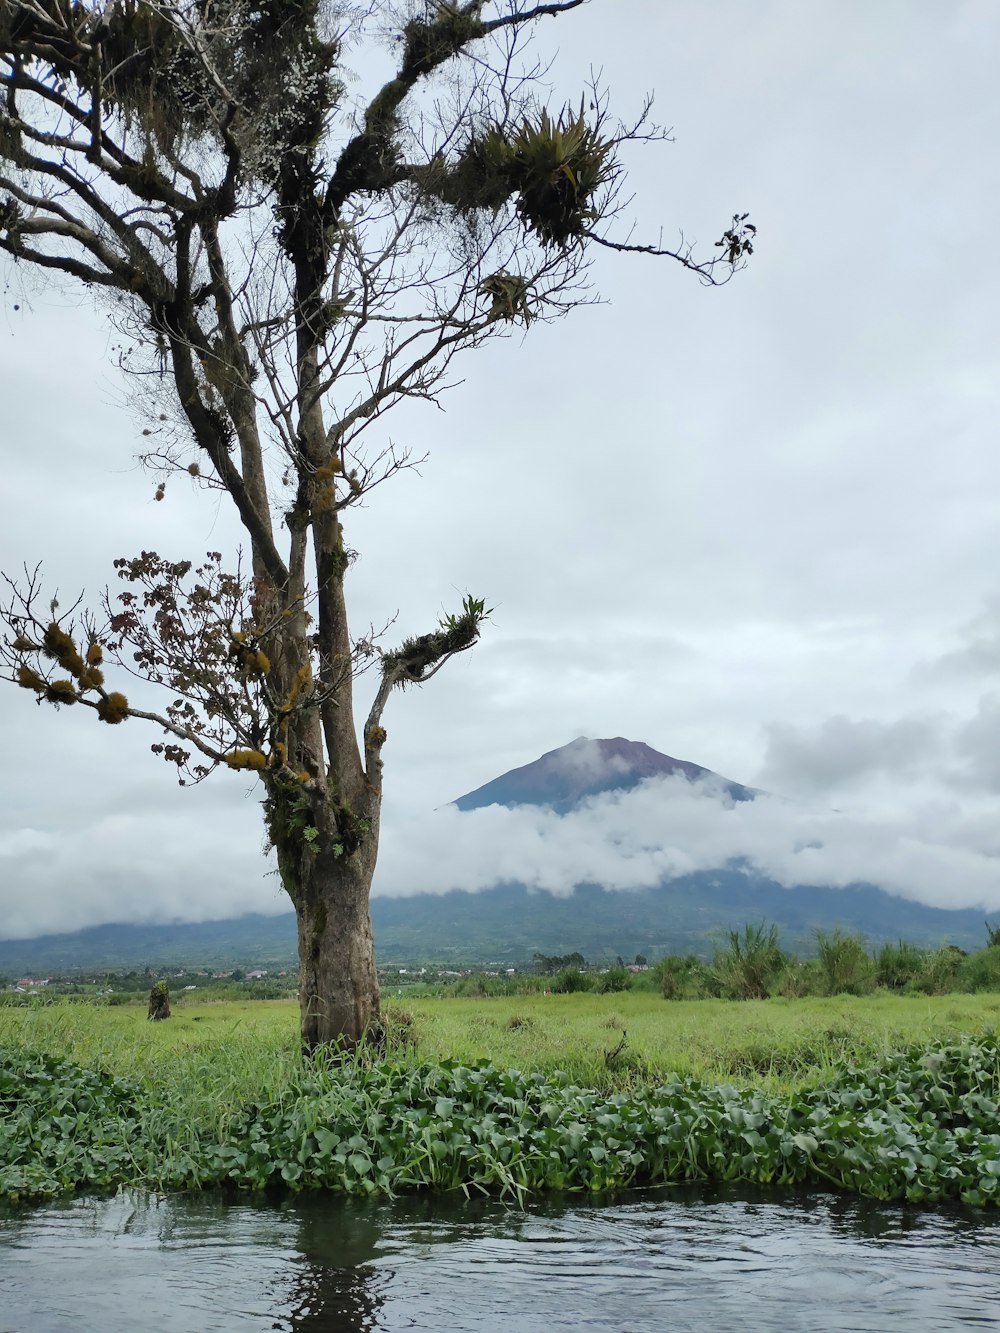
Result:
[2, 1186, 999, 1331]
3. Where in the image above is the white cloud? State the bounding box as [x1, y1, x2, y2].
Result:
[0, 806, 286, 941]
[921, 600, 1000, 682]
[758, 714, 946, 795]
[953, 695, 1000, 795]
[373, 772, 1000, 915]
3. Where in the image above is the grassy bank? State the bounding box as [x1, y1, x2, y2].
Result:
[2, 993, 1000, 1206]
[407, 991, 1000, 1091]
[6, 991, 999, 1099]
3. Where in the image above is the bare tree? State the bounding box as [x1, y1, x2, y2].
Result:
[0, 0, 753, 1048]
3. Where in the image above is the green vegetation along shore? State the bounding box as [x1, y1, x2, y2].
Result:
[3, 993, 1000, 1207]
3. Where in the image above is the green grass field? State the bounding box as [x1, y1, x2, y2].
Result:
[408, 990, 1000, 1088]
[3, 989, 999, 1118]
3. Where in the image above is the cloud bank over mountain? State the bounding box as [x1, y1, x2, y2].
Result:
[4, 726, 1000, 941]
[375, 769, 1000, 913]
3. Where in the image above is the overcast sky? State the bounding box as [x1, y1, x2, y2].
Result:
[3, 0, 1000, 939]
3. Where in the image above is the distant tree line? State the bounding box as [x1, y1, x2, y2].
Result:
[0, 967, 297, 1006]
[655, 922, 1000, 1001]
[393, 925, 1000, 1001]
[9, 926, 1000, 1007]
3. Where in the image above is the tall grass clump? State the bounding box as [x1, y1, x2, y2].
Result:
[815, 929, 873, 996]
[439, 974, 552, 999]
[552, 967, 594, 994]
[595, 966, 633, 994]
[712, 923, 785, 1000]
[654, 955, 717, 1001]
[959, 946, 1000, 994]
[915, 945, 967, 995]
[874, 939, 926, 991]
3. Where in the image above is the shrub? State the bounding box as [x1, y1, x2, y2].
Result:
[654, 954, 715, 1001]
[655, 956, 683, 1001]
[815, 929, 873, 996]
[552, 967, 593, 994]
[914, 945, 966, 995]
[959, 945, 1000, 993]
[712, 922, 785, 1000]
[595, 967, 632, 994]
[775, 962, 814, 999]
[874, 939, 926, 991]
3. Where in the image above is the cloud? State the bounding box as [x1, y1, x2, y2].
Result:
[920, 599, 1000, 681]
[4, 728, 1000, 941]
[372, 771, 1000, 915]
[757, 714, 946, 795]
[756, 691, 1000, 805]
[544, 737, 632, 784]
[0, 807, 287, 941]
[953, 695, 1000, 795]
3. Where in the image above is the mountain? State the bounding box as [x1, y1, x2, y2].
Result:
[1, 877, 995, 975]
[3, 737, 996, 973]
[453, 735, 757, 813]
[372, 876, 996, 962]
[0, 913, 299, 976]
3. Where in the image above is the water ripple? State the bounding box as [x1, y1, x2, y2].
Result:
[2, 1187, 999, 1332]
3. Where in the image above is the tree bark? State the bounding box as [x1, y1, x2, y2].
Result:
[293, 847, 381, 1050]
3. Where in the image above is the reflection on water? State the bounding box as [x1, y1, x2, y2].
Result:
[2, 1185, 1000, 1332]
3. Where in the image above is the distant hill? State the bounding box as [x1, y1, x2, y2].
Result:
[1, 875, 995, 975]
[0, 913, 299, 976]
[453, 735, 758, 813]
[369, 874, 998, 963]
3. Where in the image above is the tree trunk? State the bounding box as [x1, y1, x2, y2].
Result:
[294, 849, 381, 1051]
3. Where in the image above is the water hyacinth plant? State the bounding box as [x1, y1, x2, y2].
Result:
[3, 1034, 1000, 1208]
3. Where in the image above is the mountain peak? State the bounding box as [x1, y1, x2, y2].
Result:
[452, 736, 755, 814]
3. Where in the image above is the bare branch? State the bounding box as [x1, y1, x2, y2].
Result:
[482, 1, 587, 32]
